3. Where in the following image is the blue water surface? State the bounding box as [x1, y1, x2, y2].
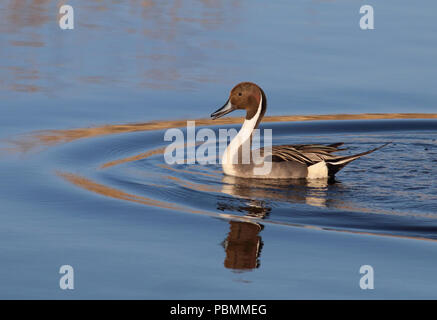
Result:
[0, 0, 436, 299]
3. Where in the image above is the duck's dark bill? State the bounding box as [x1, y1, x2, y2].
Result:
[211, 99, 236, 119]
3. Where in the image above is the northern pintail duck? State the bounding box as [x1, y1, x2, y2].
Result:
[211, 82, 388, 179]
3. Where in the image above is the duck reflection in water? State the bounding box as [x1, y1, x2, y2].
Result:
[217, 176, 334, 271]
[222, 220, 264, 271]
[220, 175, 333, 209]
[218, 201, 269, 271]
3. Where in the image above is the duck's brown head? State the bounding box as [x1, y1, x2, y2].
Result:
[211, 82, 267, 121]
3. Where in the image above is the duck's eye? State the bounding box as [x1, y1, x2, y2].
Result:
[238, 92, 242, 96]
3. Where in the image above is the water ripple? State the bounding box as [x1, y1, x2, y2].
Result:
[3, 117, 437, 245]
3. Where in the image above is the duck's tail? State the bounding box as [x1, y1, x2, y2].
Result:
[326, 143, 391, 177]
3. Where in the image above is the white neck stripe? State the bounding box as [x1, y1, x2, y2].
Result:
[221, 96, 263, 168]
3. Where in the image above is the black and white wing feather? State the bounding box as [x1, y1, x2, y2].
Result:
[260, 142, 390, 177]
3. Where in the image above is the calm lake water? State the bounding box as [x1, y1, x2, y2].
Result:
[0, 1, 436, 299]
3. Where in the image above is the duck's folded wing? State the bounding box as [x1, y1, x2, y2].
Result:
[260, 143, 346, 165]
[293, 142, 346, 153]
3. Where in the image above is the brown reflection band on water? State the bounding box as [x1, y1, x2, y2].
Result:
[9, 40, 45, 47]
[164, 174, 221, 193]
[56, 170, 268, 221]
[100, 146, 168, 169]
[157, 164, 219, 178]
[56, 171, 206, 214]
[100, 141, 206, 169]
[6, 113, 437, 154]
